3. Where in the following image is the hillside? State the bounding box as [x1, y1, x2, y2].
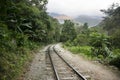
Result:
[48, 13, 72, 24]
[48, 13, 62, 17]
[48, 13, 103, 26]
[74, 15, 103, 27]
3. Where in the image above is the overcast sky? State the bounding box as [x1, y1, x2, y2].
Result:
[46, 0, 120, 17]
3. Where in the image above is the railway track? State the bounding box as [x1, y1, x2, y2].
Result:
[46, 46, 88, 80]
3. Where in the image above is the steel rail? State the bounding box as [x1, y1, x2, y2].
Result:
[47, 46, 60, 80]
[53, 46, 87, 80]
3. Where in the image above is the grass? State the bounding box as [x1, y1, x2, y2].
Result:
[64, 44, 120, 69]
[63, 45, 94, 60]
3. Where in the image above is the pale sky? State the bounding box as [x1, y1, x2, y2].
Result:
[46, 0, 120, 17]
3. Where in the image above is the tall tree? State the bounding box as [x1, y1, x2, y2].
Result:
[100, 3, 120, 35]
[60, 20, 76, 42]
[83, 22, 88, 29]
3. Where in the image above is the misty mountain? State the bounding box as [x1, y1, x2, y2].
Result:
[48, 13, 103, 26]
[48, 13, 72, 24]
[48, 12, 63, 17]
[74, 15, 103, 27]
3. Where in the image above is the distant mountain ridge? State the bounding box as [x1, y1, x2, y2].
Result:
[48, 12, 72, 20]
[48, 13, 102, 26]
[74, 15, 103, 27]
[48, 13, 72, 24]
[48, 13, 62, 17]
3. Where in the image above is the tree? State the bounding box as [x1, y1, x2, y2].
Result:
[100, 3, 120, 48]
[100, 3, 120, 35]
[60, 20, 76, 42]
[73, 34, 89, 46]
[83, 22, 88, 29]
[111, 29, 120, 48]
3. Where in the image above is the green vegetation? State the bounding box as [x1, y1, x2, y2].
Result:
[60, 20, 76, 42]
[0, 0, 61, 80]
[0, 0, 120, 79]
[89, 32, 111, 58]
[62, 3, 120, 69]
[64, 46, 92, 59]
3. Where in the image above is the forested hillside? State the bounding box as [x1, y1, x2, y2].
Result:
[74, 15, 102, 27]
[0, 0, 61, 80]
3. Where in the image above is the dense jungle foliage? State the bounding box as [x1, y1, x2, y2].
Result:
[0, 0, 61, 80]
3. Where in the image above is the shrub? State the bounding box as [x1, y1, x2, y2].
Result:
[109, 49, 120, 69]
